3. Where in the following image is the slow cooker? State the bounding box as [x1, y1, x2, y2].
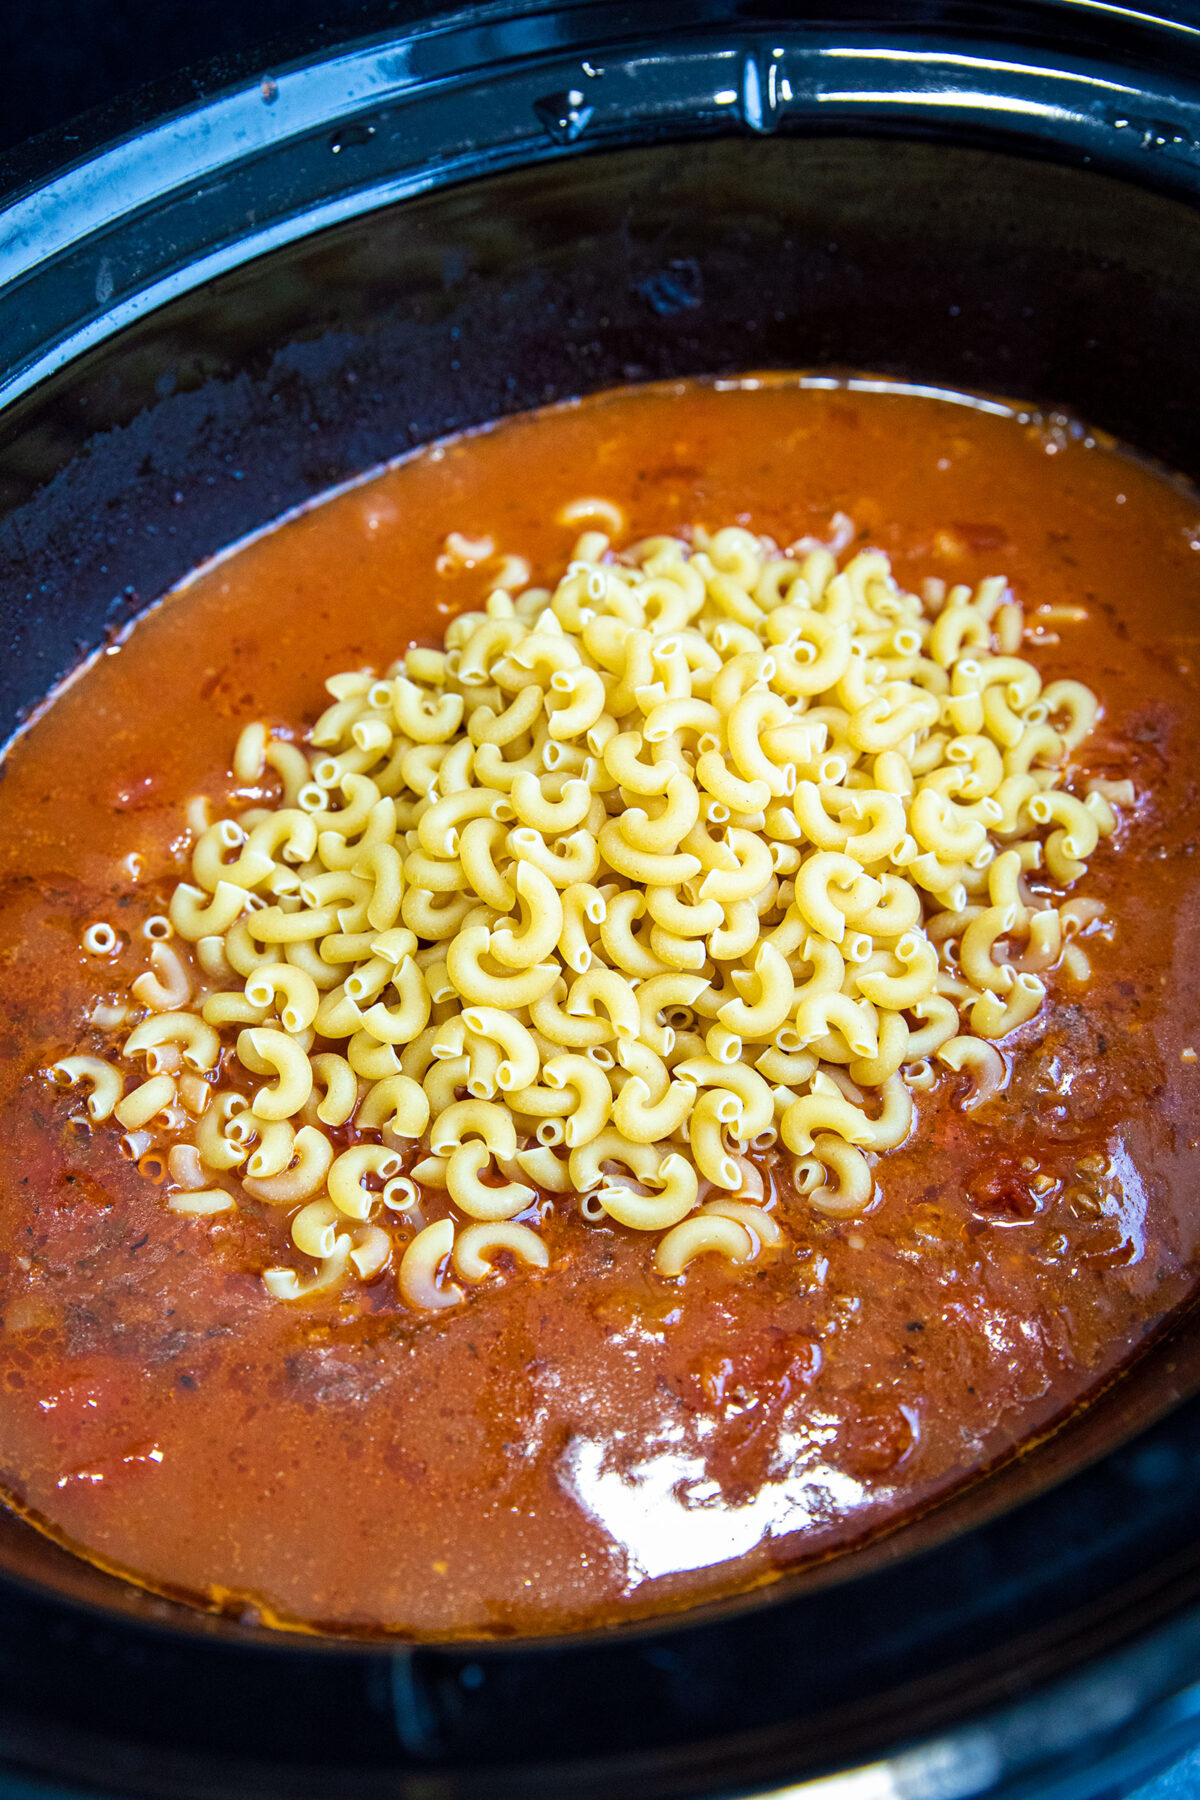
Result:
[3, 3, 1200, 1794]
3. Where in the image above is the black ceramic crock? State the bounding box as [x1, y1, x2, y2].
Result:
[4, 4, 1200, 1796]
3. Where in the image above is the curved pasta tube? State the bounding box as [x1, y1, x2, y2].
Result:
[1042, 678, 1099, 749]
[938, 1036, 1010, 1108]
[717, 940, 794, 1039]
[910, 786, 987, 861]
[360, 955, 432, 1045]
[1011, 907, 1062, 973]
[314, 985, 363, 1044]
[695, 751, 771, 817]
[507, 771, 591, 837]
[568, 1129, 662, 1193]
[347, 1224, 392, 1281]
[125, 1012, 221, 1072]
[970, 972, 1046, 1039]
[959, 906, 1019, 995]
[645, 885, 723, 940]
[774, 614, 854, 697]
[506, 826, 600, 889]
[930, 604, 991, 665]
[238, 1027, 314, 1120]
[852, 875, 925, 940]
[620, 771, 701, 855]
[840, 789, 909, 864]
[793, 780, 856, 853]
[245, 808, 318, 867]
[458, 816, 515, 911]
[557, 881, 606, 974]
[392, 680, 464, 746]
[636, 971, 707, 1055]
[856, 1073, 914, 1150]
[794, 852, 882, 944]
[529, 978, 610, 1050]
[672, 1057, 774, 1140]
[686, 1088, 742, 1190]
[417, 787, 509, 859]
[191, 823, 275, 895]
[244, 1118, 296, 1181]
[546, 665, 607, 741]
[452, 1221, 549, 1282]
[169, 880, 248, 941]
[350, 842, 405, 932]
[131, 941, 193, 1012]
[848, 690, 940, 753]
[792, 933, 846, 1005]
[793, 992, 879, 1060]
[291, 1197, 344, 1260]
[447, 1142, 535, 1220]
[243, 964, 320, 1033]
[430, 1097, 518, 1158]
[1002, 724, 1063, 779]
[598, 1153, 698, 1230]
[598, 819, 700, 888]
[854, 932, 939, 1009]
[169, 1188, 236, 1217]
[699, 1198, 783, 1251]
[1028, 789, 1100, 880]
[114, 1074, 176, 1131]
[446, 927, 559, 1009]
[398, 1218, 462, 1310]
[612, 1043, 692, 1143]
[460, 1006, 540, 1091]
[49, 1055, 124, 1123]
[514, 1145, 573, 1191]
[599, 890, 671, 980]
[563, 966, 640, 1041]
[355, 1074, 430, 1137]
[655, 1213, 754, 1276]
[328, 1143, 403, 1221]
[725, 690, 797, 795]
[806, 1134, 876, 1217]
[708, 898, 762, 964]
[602, 728, 673, 797]
[307, 774, 385, 839]
[755, 1045, 818, 1086]
[542, 1053, 612, 1148]
[243, 1125, 334, 1204]
[264, 1232, 352, 1301]
[193, 1092, 251, 1171]
[780, 1078, 874, 1156]
[848, 1010, 911, 1087]
[489, 861, 564, 969]
[697, 829, 774, 906]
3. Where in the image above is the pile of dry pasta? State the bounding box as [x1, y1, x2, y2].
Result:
[53, 521, 1123, 1309]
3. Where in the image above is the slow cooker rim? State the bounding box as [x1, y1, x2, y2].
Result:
[6, 0, 1200, 414]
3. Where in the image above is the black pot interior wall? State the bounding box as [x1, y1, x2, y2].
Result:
[3, 133, 1200, 735]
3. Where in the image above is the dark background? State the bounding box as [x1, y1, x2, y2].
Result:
[0, 0, 433, 162]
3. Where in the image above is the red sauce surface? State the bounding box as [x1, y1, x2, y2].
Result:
[0, 376, 1199, 1637]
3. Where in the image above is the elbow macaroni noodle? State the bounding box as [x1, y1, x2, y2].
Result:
[52, 517, 1120, 1310]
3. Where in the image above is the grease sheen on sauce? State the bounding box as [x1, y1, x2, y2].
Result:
[1, 377, 1199, 1638]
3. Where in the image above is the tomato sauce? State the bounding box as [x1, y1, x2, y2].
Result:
[0, 375, 1198, 1637]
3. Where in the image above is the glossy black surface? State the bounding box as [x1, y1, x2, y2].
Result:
[4, 5, 1200, 1796]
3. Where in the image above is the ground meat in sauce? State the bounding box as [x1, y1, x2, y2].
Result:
[0, 376, 1197, 1637]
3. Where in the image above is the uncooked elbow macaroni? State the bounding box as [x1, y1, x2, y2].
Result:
[56, 514, 1121, 1308]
